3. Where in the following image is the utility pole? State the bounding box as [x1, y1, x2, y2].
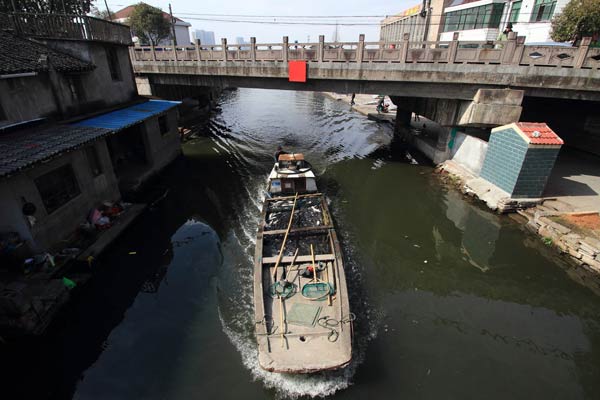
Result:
[169, 3, 177, 46]
[10, 0, 17, 12]
[104, 0, 113, 20]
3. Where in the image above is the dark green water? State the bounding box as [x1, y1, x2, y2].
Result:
[4, 89, 600, 399]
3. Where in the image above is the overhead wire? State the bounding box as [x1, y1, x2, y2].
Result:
[174, 15, 551, 27]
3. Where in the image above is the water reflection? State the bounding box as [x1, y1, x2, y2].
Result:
[3, 89, 600, 400]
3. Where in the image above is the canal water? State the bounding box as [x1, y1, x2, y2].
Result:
[4, 89, 600, 399]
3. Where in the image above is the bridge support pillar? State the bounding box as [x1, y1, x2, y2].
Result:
[394, 108, 412, 130]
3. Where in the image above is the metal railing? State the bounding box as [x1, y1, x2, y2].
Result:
[130, 33, 600, 69]
[1, 12, 132, 45]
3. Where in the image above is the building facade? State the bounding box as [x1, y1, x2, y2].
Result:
[194, 30, 216, 45]
[0, 16, 181, 254]
[380, 0, 448, 43]
[439, 0, 568, 43]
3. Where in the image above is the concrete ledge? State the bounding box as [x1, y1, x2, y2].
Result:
[77, 203, 146, 261]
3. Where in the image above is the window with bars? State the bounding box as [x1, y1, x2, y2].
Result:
[530, 0, 556, 22]
[35, 164, 81, 214]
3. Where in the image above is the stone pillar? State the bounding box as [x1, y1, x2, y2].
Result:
[448, 32, 459, 63]
[501, 31, 517, 64]
[395, 108, 412, 129]
[575, 37, 592, 68]
[400, 33, 409, 63]
[283, 36, 289, 63]
[318, 35, 324, 62]
[434, 128, 453, 164]
[250, 37, 256, 61]
[357, 34, 365, 64]
[221, 38, 228, 61]
[432, 98, 460, 164]
[195, 39, 201, 62]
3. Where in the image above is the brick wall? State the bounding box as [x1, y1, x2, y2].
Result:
[480, 128, 528, 194]
[481, 127, 561, 198]
[512, 148, 560, 198]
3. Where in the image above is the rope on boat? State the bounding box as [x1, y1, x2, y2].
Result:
[317, 313, 357, 342]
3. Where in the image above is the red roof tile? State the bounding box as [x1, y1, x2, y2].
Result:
[515, 122, 564, 145]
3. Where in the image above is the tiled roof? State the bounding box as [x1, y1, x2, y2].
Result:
[0, 31, 94, 75]
[0, 124, 111, 178]
[515, 122, 564, 145]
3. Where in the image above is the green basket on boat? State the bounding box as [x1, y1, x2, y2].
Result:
[301, 282, 333, 301]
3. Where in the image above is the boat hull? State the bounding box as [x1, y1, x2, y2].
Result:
[253, 194, 353, 374]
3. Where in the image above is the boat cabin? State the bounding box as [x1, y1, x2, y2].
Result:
[268, 153, 317, 195]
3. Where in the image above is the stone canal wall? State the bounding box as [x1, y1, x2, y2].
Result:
[522, 210, 600, 274]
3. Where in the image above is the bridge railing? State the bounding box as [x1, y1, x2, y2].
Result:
[130, 33, 600, 69]
[1, 12, 132, 45]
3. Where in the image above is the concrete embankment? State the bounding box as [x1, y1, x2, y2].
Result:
[327, 90, 600, 292]
[437, 159, 600, 293]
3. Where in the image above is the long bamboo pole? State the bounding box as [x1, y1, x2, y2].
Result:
[272, 193, 298, 282]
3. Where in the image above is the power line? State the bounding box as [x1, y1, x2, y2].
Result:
[176, 15, 551, 27]
[174, 12, 387, 18]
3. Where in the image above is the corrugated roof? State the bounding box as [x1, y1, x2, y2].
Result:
[72, 100, 180, 131]
[515, 122, 564, 145]
[0, 31, 95, 75]
[0, 125, 111, 178]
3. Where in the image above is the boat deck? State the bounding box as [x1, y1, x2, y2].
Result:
[254, 194, 352, 373]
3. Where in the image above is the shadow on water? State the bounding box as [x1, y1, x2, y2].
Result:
[3, 89, 600, 400]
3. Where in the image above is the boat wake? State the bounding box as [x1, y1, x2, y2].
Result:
[206, 89, 386, 397]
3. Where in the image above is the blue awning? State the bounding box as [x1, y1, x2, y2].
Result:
[72, 100, 181, 131]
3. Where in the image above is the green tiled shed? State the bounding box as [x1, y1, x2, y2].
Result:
[480, 122, 563, 198]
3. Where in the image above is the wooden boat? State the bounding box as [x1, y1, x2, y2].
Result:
[253, 154, 353, 373]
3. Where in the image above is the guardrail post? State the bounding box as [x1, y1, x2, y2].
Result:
[400, 33, 409, 63]
[575, 37, 592, 68]
[195, 39, 202, 62]
[318, 35, 324, 62]
[514, 36, 526, 65]
[283, 36, 289, 62]
[448, 32, 459, 63]
[150, 43, 156, 61]
[357, 34, 365, 64]
[172, 43, 178, 62]
[221, 38, 228, 61]
[250, 37, 256, 61]
[502, 31, 517, 64]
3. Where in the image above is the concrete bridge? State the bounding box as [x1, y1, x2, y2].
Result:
[131, 33, 600, 163]
[131, 33, 600, 103]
